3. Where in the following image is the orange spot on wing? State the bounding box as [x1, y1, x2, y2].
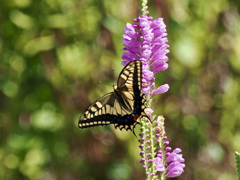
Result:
[133, 114, 139, 121]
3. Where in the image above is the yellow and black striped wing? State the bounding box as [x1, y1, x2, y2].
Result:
[116, 60, 146, 113]
[78, 60, 146, 133]
[79, 92, 138, 131]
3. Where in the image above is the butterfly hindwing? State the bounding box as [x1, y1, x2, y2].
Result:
[79, 93, 129, 127]
[78, 60, 146, 133]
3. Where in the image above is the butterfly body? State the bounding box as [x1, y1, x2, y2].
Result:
[79, 61, 147, 134]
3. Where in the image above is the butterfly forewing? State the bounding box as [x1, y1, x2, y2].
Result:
[78, 60, 147, 134]
[117, 60, 142, 90]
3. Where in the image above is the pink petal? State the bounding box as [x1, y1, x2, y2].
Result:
[166, 166, 184, 178]
[151, 84, 169, 95]
[152, 63, 168, 73]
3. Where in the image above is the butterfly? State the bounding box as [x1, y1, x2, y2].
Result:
[78, 60, 147, 136]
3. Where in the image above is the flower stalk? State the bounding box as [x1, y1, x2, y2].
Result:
[121, 0, 185, 179]
[236, 151, 240, 179]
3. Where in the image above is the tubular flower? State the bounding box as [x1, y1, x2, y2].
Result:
[155, 151, 165, 172]
[165, 148, 185, 178]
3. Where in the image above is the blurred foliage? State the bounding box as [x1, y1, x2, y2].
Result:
[0, 0, 240, 179]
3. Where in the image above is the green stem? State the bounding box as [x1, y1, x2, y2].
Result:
[140, 0, 148, 16]
[149, 119, 157, 180]
[236, 151, 240, 180]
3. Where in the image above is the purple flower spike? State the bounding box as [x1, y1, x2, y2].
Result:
[122, 15, 169, 96]
[123, 7, 184, 179]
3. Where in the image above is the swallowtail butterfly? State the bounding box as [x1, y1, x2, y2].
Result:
[78, 60, 147, 135]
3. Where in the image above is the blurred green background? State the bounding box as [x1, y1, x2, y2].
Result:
[0, 0, 240, 179]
